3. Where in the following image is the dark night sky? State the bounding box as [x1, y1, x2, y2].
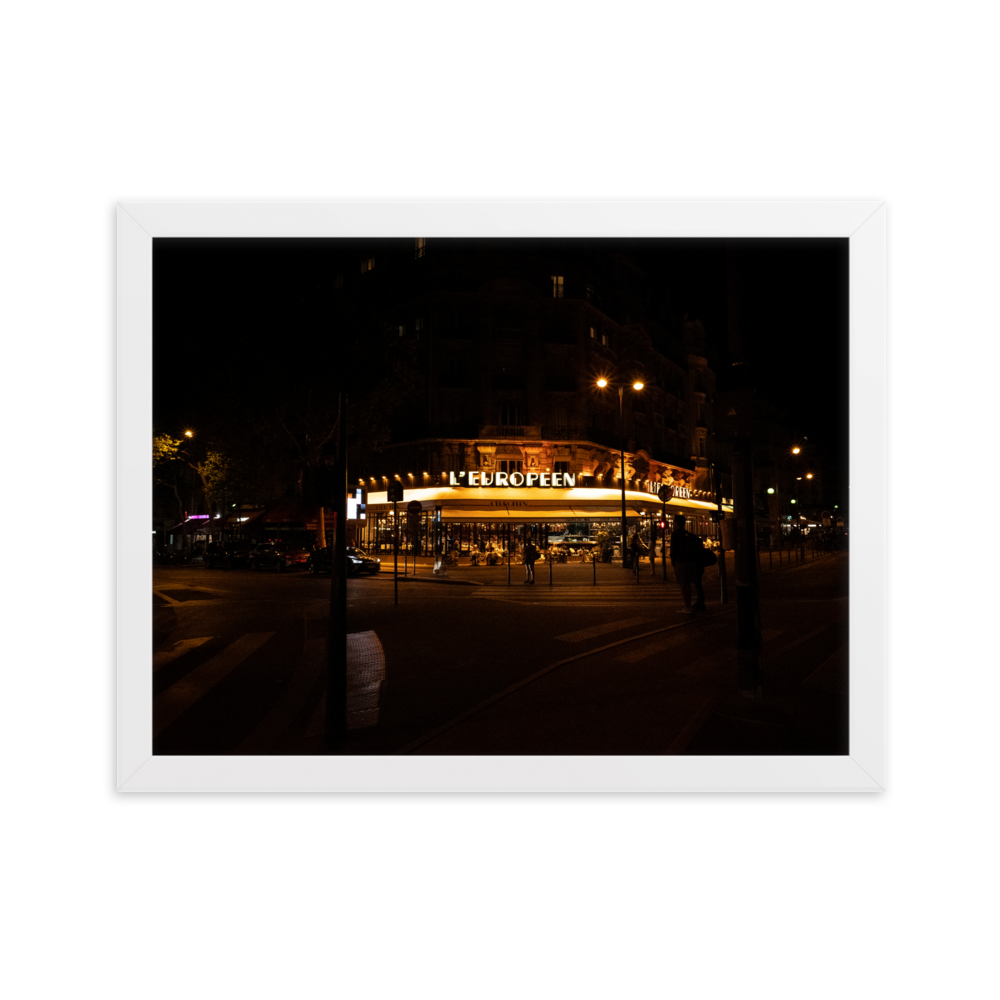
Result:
[154, 237, 848, 477]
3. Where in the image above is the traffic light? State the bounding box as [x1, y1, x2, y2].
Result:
[658, 519, 667, 530]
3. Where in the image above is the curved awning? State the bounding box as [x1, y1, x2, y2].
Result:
[367, 486, 732, 522]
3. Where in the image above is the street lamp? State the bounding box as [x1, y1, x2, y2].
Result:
[596, 376, 644, 566]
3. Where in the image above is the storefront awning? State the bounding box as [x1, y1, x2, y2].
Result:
[367, 487, 732, 522]
[168, 516, 213, 535]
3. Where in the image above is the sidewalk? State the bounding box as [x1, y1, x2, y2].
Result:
[373, 546, 842, 589]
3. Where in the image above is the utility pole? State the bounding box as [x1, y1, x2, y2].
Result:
[719, 245, 762, 694]
[711, 462, 729, 604]
[325, 392, 348, 749]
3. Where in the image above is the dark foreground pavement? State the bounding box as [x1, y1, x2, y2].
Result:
[409, 568, 847, 756]
[324, 551, 849, 756]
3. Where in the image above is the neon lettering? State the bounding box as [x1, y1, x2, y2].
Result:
[496, 471, 509, 487]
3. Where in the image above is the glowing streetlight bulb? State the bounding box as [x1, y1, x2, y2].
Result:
[596, 378, 608, 388]
[806, 473, 813, 479]
[791, 446, 800, 454]
[633, 382, 644, 391]
[184, 430, 193, 438]
[767, 488, 775, 494]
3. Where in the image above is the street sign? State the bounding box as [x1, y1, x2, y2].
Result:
[657, 484, 674, 502]
[407, 500, 422, 515]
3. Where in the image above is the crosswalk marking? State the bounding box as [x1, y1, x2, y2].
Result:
[346, 631, 385, 729]
[300, 631, 388, 741]
[154, 632, 275, 737]
[615, 631, 691, 663]
[555, 617, 654, 643]
[153, 636, 214, 673]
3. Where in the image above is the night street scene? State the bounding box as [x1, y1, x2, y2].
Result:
[152, 236, 849, 756]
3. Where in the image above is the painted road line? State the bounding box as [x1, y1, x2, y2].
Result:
[554, 617, 654, 643]
[615, 631, 691, 663]
[346, 630, 386, 729]
[154, 632, 275, 737]
[282, 631, 389, 745]
[664, 696, 719, 754]
[235, 636, 326, 753]
[233, 605, 330, 751]
[152, 636, 214, 673]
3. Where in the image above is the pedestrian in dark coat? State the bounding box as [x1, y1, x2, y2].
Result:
[523, 538, 537, 583]
[669, 514, 707, 613]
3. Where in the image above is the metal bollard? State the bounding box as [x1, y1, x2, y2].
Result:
[549, 557, 553, 587]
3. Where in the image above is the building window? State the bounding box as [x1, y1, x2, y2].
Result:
[397, 325, 406, 337]
[500, 403, 521, 426]
[601, 333, 608, 346]
[415, 238, 426, 259]
[360, 257, 374, 273]
[589, 326, 596, 339]
[551, 275, 564, 299]
[499, 460, 523, 474]
[554, 461, 570, 474]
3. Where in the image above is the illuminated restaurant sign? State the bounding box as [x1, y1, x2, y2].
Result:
[446, 470, 693, 498]
[449, 471, 577, 488]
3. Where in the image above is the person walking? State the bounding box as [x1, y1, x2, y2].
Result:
[523, 536, 538, 584]
[669, 514, 707, 613]
[629, 529, 643, 579]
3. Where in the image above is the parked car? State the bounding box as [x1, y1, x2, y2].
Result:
[153, 547, 189, 566]
[306, 545, 381, 576]
[249, 541, 310, 572]
[204, 539, 254, 569]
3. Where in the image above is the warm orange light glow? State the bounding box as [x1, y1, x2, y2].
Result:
[184, 430, 193, 438]
[791, 446, 801, 454]
[596, 378, 608, 388]
[633, 382, 644, 391]
[806, 473, 813, 479]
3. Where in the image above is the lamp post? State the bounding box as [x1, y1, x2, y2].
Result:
[597, 376, 644, 568]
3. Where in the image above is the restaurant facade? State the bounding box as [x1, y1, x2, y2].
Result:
[358, 453, 732, 560]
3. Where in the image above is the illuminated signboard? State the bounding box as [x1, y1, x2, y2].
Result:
[449, 471, 576, 488]
[446, 471, 691, 498]
[347, 488, 366, 520]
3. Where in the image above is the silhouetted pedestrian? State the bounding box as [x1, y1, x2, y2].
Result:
[669, 514, 707, 613]
[523, 538, 537, 583]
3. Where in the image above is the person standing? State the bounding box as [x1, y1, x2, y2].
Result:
[523, 536, 538, 583]
[669, 514, 707, 613]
